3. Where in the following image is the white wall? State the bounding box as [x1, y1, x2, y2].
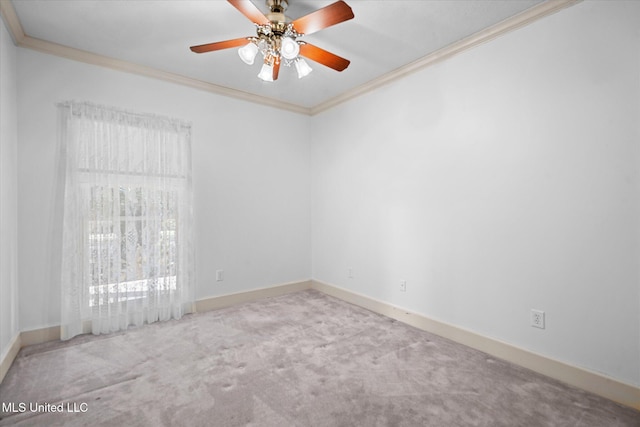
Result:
[0, 18, 19, 361]
[9, 0, 640, 389]
[311, 1, 640, 386]
[17, 50, 311, 331]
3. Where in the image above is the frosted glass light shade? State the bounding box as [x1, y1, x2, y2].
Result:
[295, 58, 312, 79]
[258, 63, 274, 82]
[238, 42, 259, 65]
[280, 37, 299, 60]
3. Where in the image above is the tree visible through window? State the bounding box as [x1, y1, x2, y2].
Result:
[87, 186, 178, 307]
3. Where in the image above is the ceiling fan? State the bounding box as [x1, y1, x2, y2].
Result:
[190, 0, 354, 82]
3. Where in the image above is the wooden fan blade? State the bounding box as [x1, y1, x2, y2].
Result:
[227, 0, 270, 25]
[299, 43, 350, 72]
[291, 1, 354, 35]
[190, 37, 250, 53]
[273, 60, 281, 81]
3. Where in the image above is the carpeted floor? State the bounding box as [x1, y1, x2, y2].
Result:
[0, 290, 638, 426]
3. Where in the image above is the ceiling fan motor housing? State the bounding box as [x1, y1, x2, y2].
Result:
[267, 0, 288, 15]
[257, 0, 300, 64]
[266, 0, 290, 33]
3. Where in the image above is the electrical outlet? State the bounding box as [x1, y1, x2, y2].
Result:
[216, 270, 224, 282]
[348, 268, 353, 278]
[531, 309, 545, 329]
[399, 280, 407, 292]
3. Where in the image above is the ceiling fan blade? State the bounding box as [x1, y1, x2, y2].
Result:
[291, 1, 354, 35]
[299, 43, 350, 72]
[227, 0, 270, 25]
[190, 37, 250, 53]
[273, 60, 281, 81]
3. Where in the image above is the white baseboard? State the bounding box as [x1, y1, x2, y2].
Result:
[0, 280, 313, 384]
[20, 325, 61, 347]
[4, 278, 638, 411]
[195, 280, 312, 313]
[310, 279, 640, 411]
[0, 333, 21, 383]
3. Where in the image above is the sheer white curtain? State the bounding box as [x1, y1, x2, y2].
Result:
[58, 102, 194, 340]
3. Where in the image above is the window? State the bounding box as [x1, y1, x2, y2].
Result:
[86, 186, 178, 307]
[58, 102, 194, 340]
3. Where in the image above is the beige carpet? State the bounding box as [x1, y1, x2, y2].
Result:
[0, 290, 638, 426]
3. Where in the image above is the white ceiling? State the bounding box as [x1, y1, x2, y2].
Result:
[8, 0, 549, 111]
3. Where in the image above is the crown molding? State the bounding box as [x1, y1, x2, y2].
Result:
[1, 0, 581, 116]
[0, 0, 24, 44]
[18, 35, 311, 115]
[310, 0, 582, 115]
[0, 0, 310, 115]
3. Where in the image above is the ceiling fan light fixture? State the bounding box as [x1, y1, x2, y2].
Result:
[238, 42, 259, 65]
[280, 37, 300, 60]
[190, 0, 354, 81]
[258, 62, 274, 82]
[295, 58, 312, 79]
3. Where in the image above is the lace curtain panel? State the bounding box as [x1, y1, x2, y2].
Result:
[58, 102, 194, 340]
